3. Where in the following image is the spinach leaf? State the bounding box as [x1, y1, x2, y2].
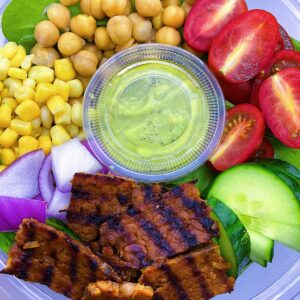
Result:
[0, 232, 16, 254]
[2, 0, 82, 53]
[291, 37, 300, 52]
[46, 218, 80, 240]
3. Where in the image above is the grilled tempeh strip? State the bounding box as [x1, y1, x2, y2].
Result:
[1, 219, 120, 300]
[98, 184, 218, 270]
[139, 244, 235, 300]
[67, 173, 137, 242]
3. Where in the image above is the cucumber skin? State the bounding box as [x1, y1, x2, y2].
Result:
[208, 197, 251, 277]
[250, 253, 267, 267]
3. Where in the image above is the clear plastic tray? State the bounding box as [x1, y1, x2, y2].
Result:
[0, 0, 300, 299]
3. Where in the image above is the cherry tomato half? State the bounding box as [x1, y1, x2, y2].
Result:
[209, 10, 279, 83]
[254, 138, 275, 159]
[259, 68, 300, 149]
[210, 103, 265, 171]
[275, 25, 294, 52]
[251, 50, 300, 107]
[184, 0, 247, 52]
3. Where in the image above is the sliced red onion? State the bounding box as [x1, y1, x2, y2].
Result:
[33, 194, 43, 201]
[0, 196, 47, 231]
[51, 138, 103, 193]
[47, 189, 71, 221]
[38, 154, 55, 204]
[0, 150, 45, 199]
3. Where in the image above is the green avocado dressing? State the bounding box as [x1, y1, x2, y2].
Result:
[90, 61, 209, 173]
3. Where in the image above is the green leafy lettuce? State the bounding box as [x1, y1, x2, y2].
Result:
[0, 232, 16, 254]
[291, 37, 300, 52]
[46, 218, 80, 240]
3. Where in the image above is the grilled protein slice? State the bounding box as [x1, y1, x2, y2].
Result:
[83, 281, 154, 300]
[139, 244, 235, 300]
[98, 184, 219, 270]
[1, 219, 120, 300]
[67, 174, 137, 242]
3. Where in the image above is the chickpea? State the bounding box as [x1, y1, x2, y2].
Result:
[162, 0, 180, 8]
[136, 0, 162, 17]
[128, 13, 145, 26]
[102, 0, 126, 17]
[94, 27, 116, 51]
[71, 50, 98, 77]
[34, 20, 59, 47]
[150, 28, 157, 42]
[181, 1, 192, 16]
[80, 0, 105, 20]
[163, 6, 185, 29]
[57, 32, 85, 57]
[115, 38, 135, 53]
[59, 0, 79, 6]
[47, 3, 70, 31]
[133, 20, 152, 43]
[70, 14, 96, 40]
[152, 10, 164, 30]
[31, 44, 61, 68]
[107, 16, 132, 46]
[124, 0, 133, 15]
[83, 43, 103, 62]
[185, 0, 196, 5]
[155, 26, 181, 46]
[104, 49, 115, 58]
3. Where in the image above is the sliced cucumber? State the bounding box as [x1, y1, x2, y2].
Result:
[250, 253, 267, 267]
[240, 215, 300, 252]
[208, 164, 300, 225]
[208, 197, 251, 278]
[247, 229, 274, 262]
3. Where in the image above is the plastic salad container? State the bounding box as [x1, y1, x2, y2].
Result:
[0, 0, 300, 299]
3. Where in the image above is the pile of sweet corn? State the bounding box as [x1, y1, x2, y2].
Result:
[0, 42, 84, 171]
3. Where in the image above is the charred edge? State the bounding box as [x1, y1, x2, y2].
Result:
[67, 212, 107, 225]
[185, 255, 213, 299]
[16, 249, 34, 280]
[88, 257, 99, 282]
[68, 240, 80, 283]
[199, 217, 218, 237]
[48, 230, 59, 242]
[71, 187, 91, 200]
[159, 264, 190, 300]
[42, 265, 54, 286]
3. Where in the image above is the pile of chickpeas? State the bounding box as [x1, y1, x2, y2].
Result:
[34, 0, 199, 81]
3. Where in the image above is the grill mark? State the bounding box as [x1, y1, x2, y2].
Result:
[48, 230, 59, 241]
[71, 188, 91, 200]
[42, 265, 54, 286]
[185, 255, 213, 299]
[68, 241, 79, 283]
[67, 212, 108, 225]
[88, 257, 99, 282]
[117, 194, 129, 205]
[16, 250, 33, 280]
[159, 264, 190, 300]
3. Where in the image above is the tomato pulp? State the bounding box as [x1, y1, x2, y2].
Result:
[209, 9, 279, 83]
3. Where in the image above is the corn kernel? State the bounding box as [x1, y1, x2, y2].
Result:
[19, 136, 39, 156]
[40, 106, 54, 129]
[0, 128, 19, 147]
[10, 119, 32, 136]
[50, 125, 71, 146]
[35, 83, 57, 105]
[54, 58, 76, 82]
[71, 102, 83, 127]
[0, 82, 4, 92]
[2, 98, 18, 110]
[0, 148, 16, 165]
[41, 127, 50, 137]
[47, 95, 67, 115]
[31, 117, 42, 129]
[65, 124, 79, 138]
[23, 78, 36, 89]
[3, 42, 18, 59]
[28, 66, 55, 84]
[0, 57, 10, 81]
[32, 127, 42, 138]
[21, 54, 34, 72]
[38, 135, 52, 155]
[0, 104, 12, 128]
[15, 99, 41, 122]
[1, 88, 9, 98]
[3, 77, 22, 97]
[78, 128, 86, 140]
[54, 103, 71, 125]
[68, 97, 83, 105]
[68, 79, 83, 98]
[8, 68, 27, 80]
[0, 165, 7, 172]
[12, 146, 19, 158]
[14, 86, 35, 103]
[53, 79, 69, 102]
[10, 45, 26, 68]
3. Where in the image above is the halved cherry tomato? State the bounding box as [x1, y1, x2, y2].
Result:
[184, 0, 248, 52]
[218, 77, 252, 104]
[209, 10, 279, 83]
[275, 25, 294, 52]
[259, 68, 300, 149]
[210, 103, 265, 171]
[251, 50, 300, 107]
[254, 138, 275, 159]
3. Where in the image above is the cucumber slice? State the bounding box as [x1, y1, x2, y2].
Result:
[208, 197, 251, 278]
[250, 253, 267, 267]
[247, 229, 274, 262]
[208, 164, 300, 225]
